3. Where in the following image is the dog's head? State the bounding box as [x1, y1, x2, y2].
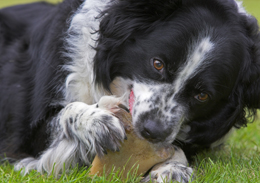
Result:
[94, 0, 260, 148]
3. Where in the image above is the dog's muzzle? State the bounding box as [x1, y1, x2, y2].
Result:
[141, 119, 172, 143]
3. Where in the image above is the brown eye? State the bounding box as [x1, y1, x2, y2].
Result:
[153, 59, 164, 71]
[195, 93, 209, 102]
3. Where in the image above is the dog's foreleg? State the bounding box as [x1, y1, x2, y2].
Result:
[15, 97, 126, 176]
[142, 147, 193, 183]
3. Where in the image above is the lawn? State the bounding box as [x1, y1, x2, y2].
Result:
[0, 0, 260, 183]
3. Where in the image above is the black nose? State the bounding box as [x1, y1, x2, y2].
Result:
[141, 119, 171, 142]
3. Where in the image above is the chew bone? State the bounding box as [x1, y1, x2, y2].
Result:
[89, 106, 175, 178]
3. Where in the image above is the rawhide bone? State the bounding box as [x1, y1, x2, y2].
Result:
[89, 105, 175, 178]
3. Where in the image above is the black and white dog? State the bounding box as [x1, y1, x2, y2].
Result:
[1, 0, 260, 182]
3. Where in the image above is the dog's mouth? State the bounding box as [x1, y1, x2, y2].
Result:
[124, 84, 181, 145]
[114, 86, 134, 114]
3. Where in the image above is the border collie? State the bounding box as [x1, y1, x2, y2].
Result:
[1, 0, 260, 182]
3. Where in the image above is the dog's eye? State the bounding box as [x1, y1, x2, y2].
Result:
[194, 93, 209, 102]
[153, 59, 164, 71]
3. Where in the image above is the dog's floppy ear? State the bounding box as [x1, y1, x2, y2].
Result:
[93, 0, 182, 91]
[239, 13, 260, 109]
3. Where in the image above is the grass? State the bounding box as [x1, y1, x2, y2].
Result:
[0, 0, 260, 182]
[193, 122, 260, 183]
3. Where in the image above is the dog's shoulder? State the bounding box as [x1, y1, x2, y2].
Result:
[0, 3, 53, 43]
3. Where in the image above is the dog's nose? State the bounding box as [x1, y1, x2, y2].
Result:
[141, 119, 171, 142]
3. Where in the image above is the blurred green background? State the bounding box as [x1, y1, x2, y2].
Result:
[0, 0, 259, 22]
[0, 0, 60, 8]
[0, 0, 259, 20]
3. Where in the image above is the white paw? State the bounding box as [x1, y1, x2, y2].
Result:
[142, 161, 193, 183]
[59, 98, 126, 156]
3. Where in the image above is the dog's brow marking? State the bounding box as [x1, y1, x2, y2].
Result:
[174, 37, 214, 93]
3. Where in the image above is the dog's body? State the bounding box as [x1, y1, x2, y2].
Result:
[1, 0, 260, 182]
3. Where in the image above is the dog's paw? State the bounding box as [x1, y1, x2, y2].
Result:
[59, 99, 126, 156]
[85, 107, 126, 156]
[142, 160, 193, 183]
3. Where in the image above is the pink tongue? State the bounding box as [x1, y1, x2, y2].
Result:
[129, 89, 135, 115]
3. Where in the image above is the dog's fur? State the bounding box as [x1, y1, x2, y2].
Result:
[1, 0, 260, 182]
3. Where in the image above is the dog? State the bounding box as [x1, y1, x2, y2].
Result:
[1, 0, 260, 182]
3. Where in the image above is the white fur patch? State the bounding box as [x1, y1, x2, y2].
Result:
[174, 37, 214, 93]
[63, 0, 115, 104]
[234, 1, 249, 16]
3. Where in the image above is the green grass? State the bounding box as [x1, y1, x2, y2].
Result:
[0, 0, 260, 182]
[193, 121, 260, 183]
[0, 162, 142, 183]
